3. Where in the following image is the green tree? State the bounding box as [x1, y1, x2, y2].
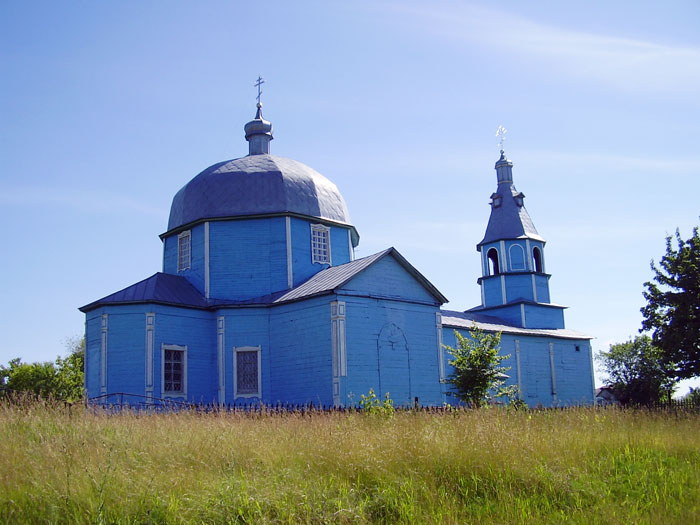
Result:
[54, 336, 85, 401]
[597, 335, 675, 405]
[641, 226, 700, 380]
[683, 387, 700, 403]
[0, 337, 84, 402]
[443, 326, 516, 407]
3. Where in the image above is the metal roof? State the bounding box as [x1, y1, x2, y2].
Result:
[441, 309, 592, 340]
[166, 154, 357, 245]
[478, 153, 544, 247]
[79, 273, 208, 312]
[274, 247, 447, 305]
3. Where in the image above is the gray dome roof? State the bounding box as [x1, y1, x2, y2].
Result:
[167, 154, 355, 236]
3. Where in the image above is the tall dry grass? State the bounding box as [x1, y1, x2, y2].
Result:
[1, 397, 699, 523]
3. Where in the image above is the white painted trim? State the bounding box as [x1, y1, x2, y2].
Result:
[338, 319, 346, 376]
[217, 316, 225, 405]
[233, 346, 262, 398]
[347, 229, 354, 261]
[531, 274, 538, 303]
[286, 217, 293, 288]
[541, 247, 546, 273]
[436, 312, 445, 381]
[480, 282, 486, 307]
[588, 343, 596, 404]
[161, 343, 187, 398]
[500, 275, 507, 305]
[100, 314, 108, 395]
[520, 303, 526, 328]
[549, 342, 557, 403]
[177, 230, 191, 272]
[499, 240, 507, 272]
[331, 301, 347, 377]
[83, 319, 88, 397]
[480, 249, 486, 277]
[145, 313, 155, 399]
[514, 340, 522, 399]
[204, 222, 210, 299]
[311, 223, 331, 265]
[525, 239, 532, 271]
[331, 301, 347, 406]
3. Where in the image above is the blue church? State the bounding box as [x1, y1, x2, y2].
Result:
[80, 101, 595, 407]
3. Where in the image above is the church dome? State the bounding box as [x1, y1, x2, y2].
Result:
[166, 154, 354, 233]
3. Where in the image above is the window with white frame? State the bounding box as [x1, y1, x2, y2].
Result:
[162, 344, 187, 396]
[234, 346, 261, 397]
[178, 230, 191, 271]
[311, 224, 331, 264]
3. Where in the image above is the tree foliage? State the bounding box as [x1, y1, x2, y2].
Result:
[641, 226, 700, 380]
[0, 337, 84, 402]
[444, 326, 516, 407]
[597, 335, 675, 405]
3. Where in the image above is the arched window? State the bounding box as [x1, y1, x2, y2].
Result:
[532, 247, 543, 273]
[509, 244, 525, 270]
[487, 248, 500, 275]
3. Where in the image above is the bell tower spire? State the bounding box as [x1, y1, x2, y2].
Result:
[469, 128, 566, 330]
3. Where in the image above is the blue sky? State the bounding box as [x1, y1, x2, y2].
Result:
[2, 1, 699, 393]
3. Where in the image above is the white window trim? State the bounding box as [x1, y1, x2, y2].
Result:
[310, 224, 331, 265]
[161, 343, 187, 398]
[234, 346, 262, 398]
[177, 230, 191, 272]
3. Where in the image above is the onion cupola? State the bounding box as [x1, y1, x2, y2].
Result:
[164, 103, 359, 247]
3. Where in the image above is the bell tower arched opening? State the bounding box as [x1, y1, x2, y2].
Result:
[487, 248, 500, 275]
[532, 246, 543, 273]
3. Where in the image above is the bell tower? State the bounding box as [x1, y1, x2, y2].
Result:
[471, 148, 566, 329]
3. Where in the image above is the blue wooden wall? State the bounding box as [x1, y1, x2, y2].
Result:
[220, 307, 270, 404]
[163, 223, 207, 293]
[209, 218, 287, 299]
[269, 297, 334, 405]
[84, 304, 217, 404]
[441, 328, 594, 407]
[338, 256, 443, 406]
[289, 217, 352, 287]
[84, 311, 102, 398]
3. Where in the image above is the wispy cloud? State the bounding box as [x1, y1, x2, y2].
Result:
[386, 2, 700, 94]
[0, 186, 166, 218]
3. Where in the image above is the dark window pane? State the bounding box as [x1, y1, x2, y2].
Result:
[237, 351, 258, 394]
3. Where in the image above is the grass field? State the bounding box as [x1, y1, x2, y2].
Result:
[1, 399, 699, 524]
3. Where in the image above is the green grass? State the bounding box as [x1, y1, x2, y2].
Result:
[1, 400, 699, 524]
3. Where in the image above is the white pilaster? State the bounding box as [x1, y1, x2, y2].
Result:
[145, 313, 155, 400]
[100, 314, 108, 395]
[286, 217, 293, 288]
[549, 342, 557, 404]
[436, 312, 444, 381]
[217, 316, 225, 405]
[331, 301, 347, 406]
[514, 339, 522, 398]
[204, 221, 210, 299]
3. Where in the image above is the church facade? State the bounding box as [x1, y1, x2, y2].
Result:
[80, 103, 595, 407]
